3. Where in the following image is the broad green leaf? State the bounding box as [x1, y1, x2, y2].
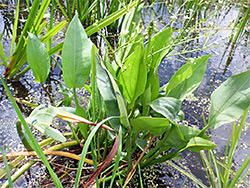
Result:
[176, 110, 185, 121]
[150, 97, 182, 123]
[131, 117, 169, 136]
[25, 105, 66, 142]
[145, 27, 172, 67]
[27, 33, 50, 83]
[184, 137, 217, 152]
[61, 16, 92, 89]
[209, 69, 250, 129]
[96, 53, 121, 130]
[45, 126, 66, 142]
[104, 62, 130, 129]
[163, 124, 210, 149]
[166, 55, 210, 100]
[178, 125, 210, 141]
[118, 44, 147, 107]
[162, 124, 185, 148]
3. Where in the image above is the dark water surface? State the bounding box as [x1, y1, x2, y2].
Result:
[1, 0, 250, 187]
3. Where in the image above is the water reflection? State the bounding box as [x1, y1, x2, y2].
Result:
[0, 0, 29, 41]
[142, 0, 250, 185]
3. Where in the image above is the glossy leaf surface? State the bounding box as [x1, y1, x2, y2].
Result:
[131, 117, 169, 136]
[96, 54, 121, 130]
[118, 45, 147, 107]
[163, 124, 210, 149]
[184, 137, 217, 152]
[146, 27, 172, 67]
[150, 97, 182, 123]
[61, 16, 92, 89]
[209, 69, 250, 129]
[27, 33, 50, 83]
[166, 55, 209, 100]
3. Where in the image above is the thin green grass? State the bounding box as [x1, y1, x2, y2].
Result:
[1, 147, 13, 188]
[74, 117, 114, 188]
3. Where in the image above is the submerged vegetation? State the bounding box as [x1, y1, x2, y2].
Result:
[0, 0, 250, 187]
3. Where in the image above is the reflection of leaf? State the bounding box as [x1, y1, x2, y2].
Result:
[131, 117, 169, 136]
[150, 97, 181, 122]
[209, 69, 250, 129]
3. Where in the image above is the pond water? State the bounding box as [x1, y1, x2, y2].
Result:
[0, 0, 250, 187]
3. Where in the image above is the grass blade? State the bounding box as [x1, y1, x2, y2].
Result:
[85, 0, 138, 36]
[11, 0, 19, 55]
[0, 39, 7, 67]
[211, 150, 222, 188]
[109, 126, 123, 187]
[224, 107, 249, 187]
[55, 0, 70, 22]
[166, 160, 208, 188]
[74, 117, 116, 188]
[1, 147, 13, 188]
[229, 155, 250, 188]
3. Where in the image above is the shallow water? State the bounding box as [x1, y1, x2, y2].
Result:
[145, 0, 250, 185]
[0, 0, 250, 187]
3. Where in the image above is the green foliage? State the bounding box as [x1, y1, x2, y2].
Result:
[96, 54, 121, 130]
[131, 117, 169, 136]
[200, 108, 250, 188]
[61, 16, 92, 89]
[118, 44, 147, 108]
[0, 76, 63, 187]
[2, 1, 250, 187]
[2, 0, 139, 80]
[209, 69, 250, 129]
[27, 33, 50, 84]
[150, 97, 182, 123]
[1, 147, 13, 188]
[165, 55, 210, 100]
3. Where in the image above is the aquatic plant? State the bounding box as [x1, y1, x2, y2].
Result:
[1, 0, 250, 187]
